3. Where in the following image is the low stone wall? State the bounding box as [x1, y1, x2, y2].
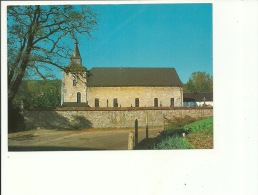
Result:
[23, 107, 213, 130]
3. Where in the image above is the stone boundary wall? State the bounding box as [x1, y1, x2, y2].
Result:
[24, 107, 213, 130]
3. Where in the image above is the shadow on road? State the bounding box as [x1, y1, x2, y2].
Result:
[134, 137, 157, 150]
[8, 146, 105, 151]
[8, 134, 37, 141]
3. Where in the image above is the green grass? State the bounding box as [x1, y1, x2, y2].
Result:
[154, 136, 193, 149]
[152, 117, 213, 149]
[183, 117, 213, 133]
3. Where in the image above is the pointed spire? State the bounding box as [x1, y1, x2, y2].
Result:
[70, 39, 82, 65]
[72, 39, 81, 58]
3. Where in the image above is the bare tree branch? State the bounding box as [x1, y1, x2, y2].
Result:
[8, 5, 97, 103]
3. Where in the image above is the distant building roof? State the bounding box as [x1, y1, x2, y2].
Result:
[87, 67, 183, 87]
[183, 92, 213, 102]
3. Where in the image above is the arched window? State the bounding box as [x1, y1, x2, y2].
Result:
[170, 98, 174, 107]
[77, 92, 81, 103]
[95, 98, 99, 107]
[154, 98, 158, 107]
[113, 98, 118, 107]
[135, 98, 139, 107]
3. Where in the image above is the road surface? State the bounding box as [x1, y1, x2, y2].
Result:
[8, 128, 162, 151]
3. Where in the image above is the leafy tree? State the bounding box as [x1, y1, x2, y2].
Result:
[14, 80, 61, 108]
[8, 5, 97, 104]
[184, 72, 213, 92]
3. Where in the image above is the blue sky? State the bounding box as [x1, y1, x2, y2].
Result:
[68, 3, 212, 84]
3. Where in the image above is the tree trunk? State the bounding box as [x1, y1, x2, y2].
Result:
[8, 38, 34, 104]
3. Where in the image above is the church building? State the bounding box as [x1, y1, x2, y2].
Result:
[61, 42, 183, 108]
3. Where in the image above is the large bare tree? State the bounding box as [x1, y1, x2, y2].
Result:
[7, 5, 97, 104]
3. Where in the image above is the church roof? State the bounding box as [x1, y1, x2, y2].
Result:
[88, 67, 182, 87]
[183, 92, 213, 102]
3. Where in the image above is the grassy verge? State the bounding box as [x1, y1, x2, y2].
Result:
[152, 117, 213, 149]
[187, 129, 213, 149]
[154, 136, 194, 149]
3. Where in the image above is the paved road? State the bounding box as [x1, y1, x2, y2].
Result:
[8, 128, 162, 151]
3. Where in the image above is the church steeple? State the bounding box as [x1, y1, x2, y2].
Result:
[70, 40, 82, 65]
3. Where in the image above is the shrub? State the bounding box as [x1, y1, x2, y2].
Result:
[8, 105, 26, 133]
[154, 136, 193, 149]
[184, 117, 213, 133]
[164, 115, 199, 130]
[160, 128, 186, 137]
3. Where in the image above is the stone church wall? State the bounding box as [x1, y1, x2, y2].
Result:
[62, 72, 183, 108]
[24, 108, 213, 130]
[87, 86, 182, 107]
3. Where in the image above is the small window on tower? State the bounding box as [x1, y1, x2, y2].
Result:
[77, 92, 81, 103]
[73, 79, 76, 86]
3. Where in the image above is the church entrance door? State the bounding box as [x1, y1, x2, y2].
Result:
[77, 92, 81, 103]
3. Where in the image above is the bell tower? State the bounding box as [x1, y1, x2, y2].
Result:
[61, 40, 88, 106]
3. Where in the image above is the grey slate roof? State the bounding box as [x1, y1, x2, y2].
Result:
[87, 67, 182, 87]
[183, 92, 213, 102]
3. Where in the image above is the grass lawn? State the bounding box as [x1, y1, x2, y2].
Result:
[152, 117, 213, 149]
[187, 129, 213, 149]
